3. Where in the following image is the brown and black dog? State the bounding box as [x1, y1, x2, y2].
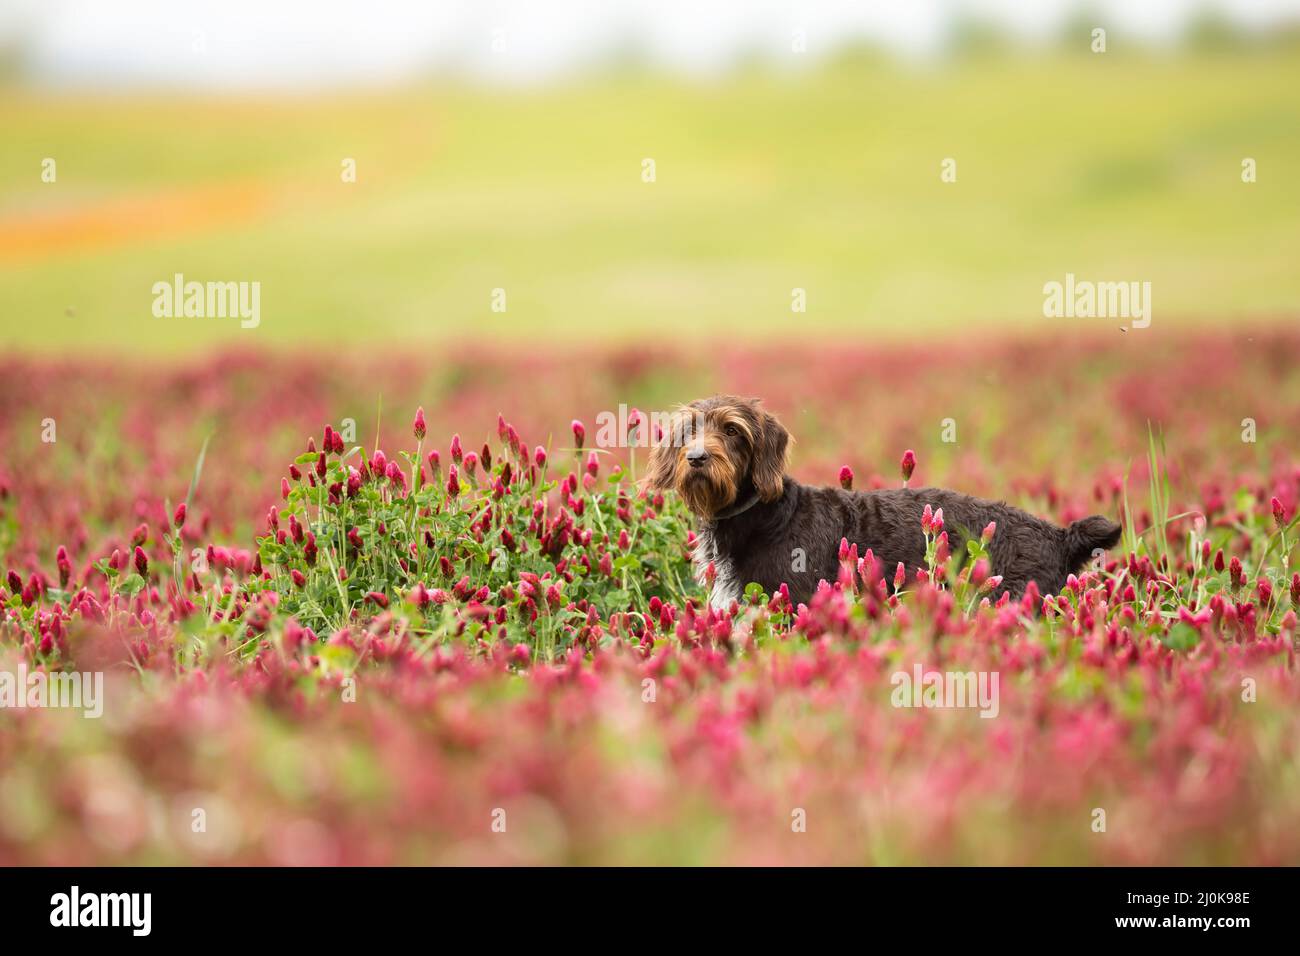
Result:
[644, 394, 1122, 609]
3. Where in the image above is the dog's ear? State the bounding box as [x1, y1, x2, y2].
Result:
[751, 407, 791, 502]
[642, 414, 680, 492]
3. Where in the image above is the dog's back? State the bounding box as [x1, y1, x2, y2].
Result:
[706, 481, 1121, 606]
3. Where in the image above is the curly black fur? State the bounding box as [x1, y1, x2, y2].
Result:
[700, 477, 1121, 607]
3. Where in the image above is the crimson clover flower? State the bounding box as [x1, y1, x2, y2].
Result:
[900, 449, 916, 484]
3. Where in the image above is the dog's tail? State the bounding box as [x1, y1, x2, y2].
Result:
[1064, 515, 1123, 570]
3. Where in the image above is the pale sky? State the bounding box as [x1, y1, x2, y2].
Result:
[2, 0, 1298, 89]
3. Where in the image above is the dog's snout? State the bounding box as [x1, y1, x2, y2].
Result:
[686, 445, 709, 468]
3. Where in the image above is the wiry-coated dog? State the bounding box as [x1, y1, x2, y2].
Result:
[645, 395, 1123, 609]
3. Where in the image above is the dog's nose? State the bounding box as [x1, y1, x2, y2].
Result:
[686, 446, 709, 468]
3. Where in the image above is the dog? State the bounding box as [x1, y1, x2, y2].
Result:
[644, 394, 1123, 609]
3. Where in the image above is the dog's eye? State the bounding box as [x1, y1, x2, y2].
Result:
[724, 425, 738, 437]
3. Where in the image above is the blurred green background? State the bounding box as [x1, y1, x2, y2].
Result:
[2, 13, 1299, 355]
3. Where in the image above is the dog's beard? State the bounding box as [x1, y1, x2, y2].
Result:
[675, 460, 738, 519]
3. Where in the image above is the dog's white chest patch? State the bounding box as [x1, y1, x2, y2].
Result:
[695, 525, 742, 611]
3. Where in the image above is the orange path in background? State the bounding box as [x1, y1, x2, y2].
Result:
[0, 180, 275, 261]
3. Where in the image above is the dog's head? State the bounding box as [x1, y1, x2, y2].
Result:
[644, 395, 791, 518]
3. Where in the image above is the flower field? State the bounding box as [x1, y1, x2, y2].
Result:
[2, 328, 1299, 865]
